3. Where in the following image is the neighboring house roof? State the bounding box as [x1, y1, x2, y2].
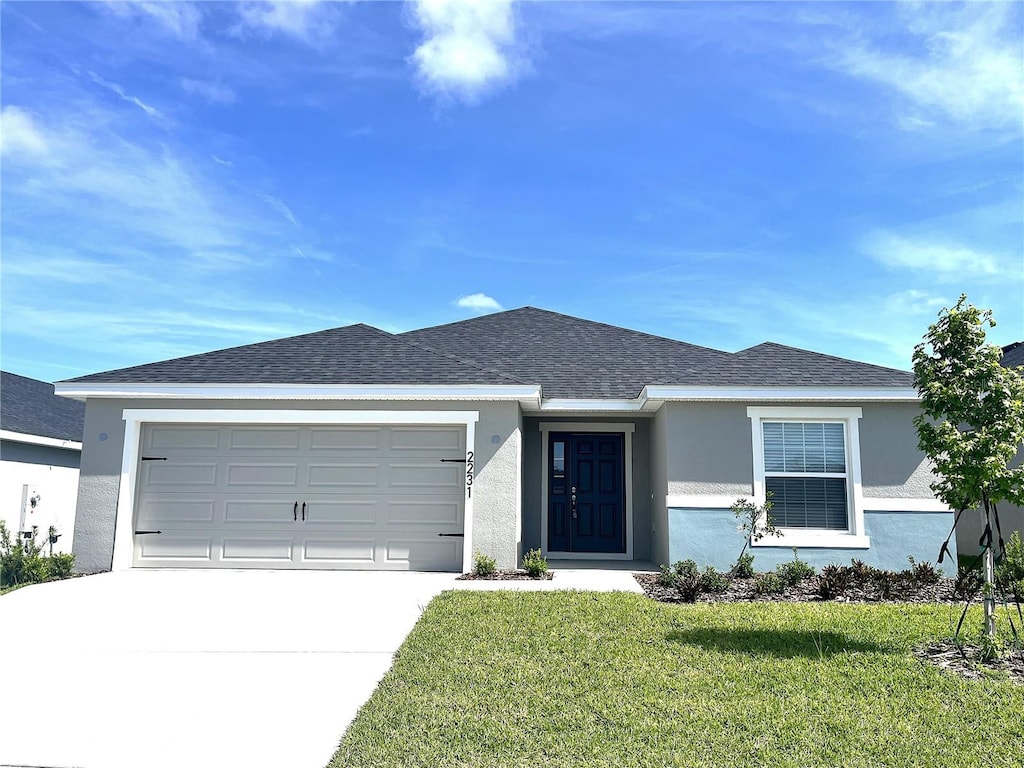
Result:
[61, 307, 913, 397]
[1, 371, 86, 442]
[1002, 342, 1024, 369]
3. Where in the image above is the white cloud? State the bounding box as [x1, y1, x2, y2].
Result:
[829, 2, 1023, 130]
[98, 1, 203, 41]
[455, 293, 503, 312]
[235, 0, 334, 43]
[0, 106, 49, 157]
[87, 70, 163, 118]
[181, 78, 237, 105]
[864, 231, 1001, 276]
[258, 193, 299, 226]
[409, 0, 523, 101]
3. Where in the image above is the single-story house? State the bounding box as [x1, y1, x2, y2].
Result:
[55, 307, 956, 575]
[954, 341, 1024, 560]
[2, 371, 86, 554]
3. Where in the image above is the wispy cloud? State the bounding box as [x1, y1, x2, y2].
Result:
[98, 1, 204, 41]
[0, 106, 48, 157]
[827, 2, 1023, 130]
[455, 293, 503, 312]
[234, 0, 337, 44]
[181, 77, 237, 105]
[409, 0, 525, 102]
[864, 231, 1001, 277]
[258, 193, 299, 226]
[87, 70, 163, 118]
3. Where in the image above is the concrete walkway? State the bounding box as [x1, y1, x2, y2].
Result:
[0, 566, 646, 768]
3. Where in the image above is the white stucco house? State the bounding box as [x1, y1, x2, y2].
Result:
[55, 308, 958, 575]
[1, 371, 85, 555]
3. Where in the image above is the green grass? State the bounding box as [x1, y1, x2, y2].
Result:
[330, 592, 1024, 768]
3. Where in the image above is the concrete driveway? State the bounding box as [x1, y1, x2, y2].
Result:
[0, 570, 456, 768]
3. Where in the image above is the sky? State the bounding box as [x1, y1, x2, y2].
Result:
[1, 0, 1022, 383]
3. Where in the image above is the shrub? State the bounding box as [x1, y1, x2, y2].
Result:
[675, 571, 703, 603]
[732, 552, 755, 579]
[995, 531, 1024, 601]
[954, 564, 984, 599]
[45, 553, 75, 581]
[849, 558, 872, 586]
[903, 557, 940, 590]
[754, 571, 784, 595]
[871, 569, 901, 600]
[472, 550, 497, 577]
[0, 522, 73, 588]
[818, 564, 853, 600]
[700, 566, 730, 594]
[658, 564, 678, 588]
[776, 550, 815, 587]
[521, 549, 548, 578]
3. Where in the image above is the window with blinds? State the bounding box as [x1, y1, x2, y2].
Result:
[762, 422, 849, 530]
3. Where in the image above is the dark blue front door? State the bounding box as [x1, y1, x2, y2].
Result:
[548, 433, 625, 554]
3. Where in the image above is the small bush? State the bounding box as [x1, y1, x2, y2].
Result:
[521, 549, 548, 578]
[472, 550, 497, 577]
[776, 550, 815, 587]
[700, 566, 731, 594]
[818, 564, 853, 600]
[996, 531, 1024, 601]
[954, 564, 984, 599]
[658, 564, 679, 588]
[849, 558, 872, 586]
[871, 569, 901, 600]
[44, 553, 75, 581]
[754, 571, 784, 595]
[902, 557, 940, 590]
[676, 572, 702, 603]
[732, 552, 755, 579]
[0, 522, 74, 588]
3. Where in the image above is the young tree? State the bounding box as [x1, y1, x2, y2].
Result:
[913, 295, 1024, 639]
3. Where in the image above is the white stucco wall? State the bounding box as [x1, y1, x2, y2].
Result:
[0, 441, 80, 555]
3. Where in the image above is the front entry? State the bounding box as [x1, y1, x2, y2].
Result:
[547, 432, 626, 554]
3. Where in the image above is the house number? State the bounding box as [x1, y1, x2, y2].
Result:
[466, 450, 474, 498]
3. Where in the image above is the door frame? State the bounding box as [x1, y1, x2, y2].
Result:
[114, 409, 479, 573]
[539, 422, 634, 560]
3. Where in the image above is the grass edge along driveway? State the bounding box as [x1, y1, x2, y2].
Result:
[331, 591, 1023, 768]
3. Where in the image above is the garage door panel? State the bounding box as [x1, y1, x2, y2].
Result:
[226, 464, 298, 487]
[227, 427, 301, 450]
[137, 498, 216, 527]
[387, 500, 461, 526]
[389, 427, 463, 451]
[137, 534, 213, 561]
[143, 462, 219, 487]
[301, 538, 375, 563]
[147, 426, 221, 451]
[135, 423, 465, 571]
[309, 427, 381, 451]
[307, 463, 379, 487]
[221, 538, 293, 562]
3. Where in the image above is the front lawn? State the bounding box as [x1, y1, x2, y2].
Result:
[331, 592, 1023, 768]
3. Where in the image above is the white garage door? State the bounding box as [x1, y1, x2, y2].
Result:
[133, 424, 466, 570]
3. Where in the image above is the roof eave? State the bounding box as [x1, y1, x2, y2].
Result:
[641, 385, 920, 402]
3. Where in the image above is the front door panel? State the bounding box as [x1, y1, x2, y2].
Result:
[548, 432, 625, 554]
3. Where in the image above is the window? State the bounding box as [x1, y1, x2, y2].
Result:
[747, 407, 869, 548]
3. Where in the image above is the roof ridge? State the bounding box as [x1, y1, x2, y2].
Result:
[736, 341, 911, 374]
[362, 324, 535, 387]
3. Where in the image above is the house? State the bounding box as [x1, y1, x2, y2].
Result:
[55, 308, 955, 575]
[954, 341, 1024, 560]
[1, 371, 86, 554]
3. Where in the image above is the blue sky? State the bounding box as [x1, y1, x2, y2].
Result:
[2, 1, 1021, 383]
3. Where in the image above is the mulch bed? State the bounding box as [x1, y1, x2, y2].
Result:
[457, 570, 554, 581]
[633, 573, 966, 604]
[915, 640, 1024, 685]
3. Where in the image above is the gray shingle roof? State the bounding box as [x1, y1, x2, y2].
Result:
[1002, 342, 1024, 369]
[62, 307, 914, 397]
[2, 372, 86, 442]
[67, 324, 528, 386]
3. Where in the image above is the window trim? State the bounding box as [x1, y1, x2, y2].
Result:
[746, 406, 869, 549]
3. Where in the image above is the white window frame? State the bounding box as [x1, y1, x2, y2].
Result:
[746, 406, 869, 549]
[538, 422, 634, 560]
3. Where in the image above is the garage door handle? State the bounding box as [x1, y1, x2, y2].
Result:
[293, 502, 298, 521]
[437, 533, 464, 537]
[301, 502, 306, 522]
[135, 530, 162, 535]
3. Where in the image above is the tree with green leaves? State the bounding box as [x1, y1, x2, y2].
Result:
[912, 295, 1024, 640]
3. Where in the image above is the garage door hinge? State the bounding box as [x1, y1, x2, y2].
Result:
[439, 458, 468, 463]
[437, 533, 465, 537]
[135, 530, 162, 535]
[141, 456, 168, 461]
